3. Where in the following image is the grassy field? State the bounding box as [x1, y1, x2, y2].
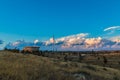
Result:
[0, 51, 120, 80]
[80, 53, 120, 70]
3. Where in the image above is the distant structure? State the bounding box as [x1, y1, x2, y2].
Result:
[23, 46, 40, 53]
[53, 35, 55, 51]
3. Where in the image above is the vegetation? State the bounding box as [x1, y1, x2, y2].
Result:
[0, 50, 120, 80]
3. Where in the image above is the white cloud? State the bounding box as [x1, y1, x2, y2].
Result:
[34, 39, 39, 44]
[6, 40, 34, 49]
[45, 33, 88, 46]
[110, 36, 120, 43]
[59, 33, 88, 43]
[104, 26, 120, 32]
[50, 38, 55, 43]
[5, 33, 120, 51]
[85, 37, 102, 48]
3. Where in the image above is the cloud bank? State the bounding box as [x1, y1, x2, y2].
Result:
[5, 32, 120, 51]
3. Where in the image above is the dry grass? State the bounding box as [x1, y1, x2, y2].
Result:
[0, 51, 74, 80]
[0, 51, 120, 80]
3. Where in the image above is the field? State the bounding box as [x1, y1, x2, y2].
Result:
[0, 51, 120, 80]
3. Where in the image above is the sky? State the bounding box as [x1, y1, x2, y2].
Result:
[0, 0, 120, 50]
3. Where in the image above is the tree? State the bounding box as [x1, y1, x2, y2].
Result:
[64, 55, 68, 61]
[103, 56, 108, 65]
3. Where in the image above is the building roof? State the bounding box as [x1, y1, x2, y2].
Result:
[24, 46, 40, 48]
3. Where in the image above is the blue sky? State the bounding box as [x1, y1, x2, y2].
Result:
[0, 0, 120, 45]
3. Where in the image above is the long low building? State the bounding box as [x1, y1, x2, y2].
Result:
[23, 46, 40, 53]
